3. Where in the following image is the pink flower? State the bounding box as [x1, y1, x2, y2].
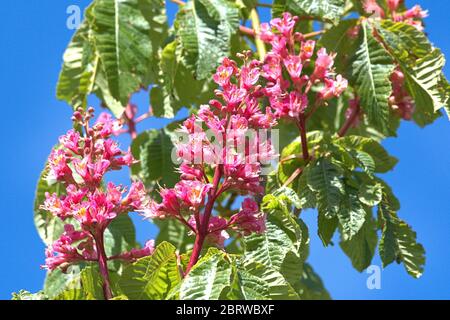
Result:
[222, 85, 247, 111]
[48, 149, 72, 182]
[319, 75, 348, 100]
[175, 180, 212, 209]
[213, 65, 234, 87]
[230, 198, 266, 235]
[404, 5, 428, 19]
[300, 40, 316, 61]
[262, 53, 282, 81]
[282, 91, 308, 118]
[283, 55, 303, 80]
[113, 240, 155, 262]
[95, 112, 123, 138]
[43, 224, 95, 271]
[59, 130, 81, 154]
[387, 0, 400, 12]
[240, 66, 260, 89]
[313, 48, 335, 80]
[270, 12, 297, 37]
[259, 23, 274, 42]
[188, 216, 230, 248]
[122, 181, 149, 211]
[363, 0, 385, 17]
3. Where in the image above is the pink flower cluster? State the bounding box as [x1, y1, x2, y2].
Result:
[363, 0, 428, 31]
[258, 13, 348, 120]
[389, 68, 415, 120]
[42, 108, 155, 271]
[143, 53, 278, 248]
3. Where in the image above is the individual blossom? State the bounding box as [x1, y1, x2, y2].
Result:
[111, 240, 155, 262]
[188, 216, 230, 248]
[230, 198, 266, 235]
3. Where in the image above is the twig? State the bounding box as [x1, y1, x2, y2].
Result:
[239, 25, 255, 37]
[170, 0, 185, 5]
[338, 105, 361, 137]
[303, 30, 325, 39]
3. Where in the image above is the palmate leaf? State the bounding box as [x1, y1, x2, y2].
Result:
[119, 242, 181, 300]
[378, 197, 425, 278]
[351, 21, 395, 134]
[155, 219, 194, 254]
[175, 0, 240, 80]
[377, 20, 447, 126]
[272, 0, 346, 24]
[180, 248, 233, 300]
[86, 0, 168, 113]
[130, 129, 179, 190]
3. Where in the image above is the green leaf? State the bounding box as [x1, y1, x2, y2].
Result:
[44, 265, 83, 299]
[378, 198, 425, 278]
[86, 0, 168, 110]
[242, 193, 309, 299]
[377, 20, 446, 126]
[119, 242, 181, 300]
[104, 214, 137, 257]
[340, 214, 378, 272]
[296, 263, 331, 300]
[358, 181, 382, 206]
[319, 19, 359, 74]
[223, 261, 269, 300]
[12, 290, 48, 301]
[175, 0, 240, 80]
[56, 20, 97, 110]
[130, 129, 178, 190]
[318, 213, 338, 246]
[273, 0, 346, 24]
[46, 266, 104, 300]
[335, 136, 398, 173]
[155, 219, 194, 253]
[351, 21, 394, 133]
[180, 248, 232, 300]
[337, 184, 366, 239]
[151, 41, 214, 118]
[34, 164, 65, 245]
[307, 158, 344, 218]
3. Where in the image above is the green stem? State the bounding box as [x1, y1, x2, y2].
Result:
[249, 8, 266, 61]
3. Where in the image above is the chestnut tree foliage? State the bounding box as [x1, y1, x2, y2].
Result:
[14, 0, 450, 300]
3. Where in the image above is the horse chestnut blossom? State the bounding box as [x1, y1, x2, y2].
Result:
[389, 68, 415, 120]
[259, 13, 348, 123]
[143, 51, 279, 273]
[41, 107, 155, 299]
[363, 0, 428, 31]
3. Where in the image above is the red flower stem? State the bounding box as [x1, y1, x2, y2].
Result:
[338, 105, 361, 137]
[93, 231, 113, 300]
[239, 25, 256, 37]
[297, 116, 310, 160]
[185, 165, 222, 274]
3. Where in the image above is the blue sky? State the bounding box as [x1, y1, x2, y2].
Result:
[0, 0, 449, 299]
